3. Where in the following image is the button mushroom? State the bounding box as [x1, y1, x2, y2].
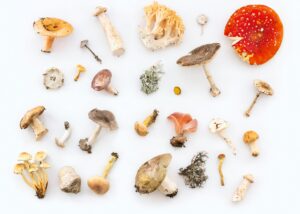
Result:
[245, 79, 274, 117]
[243, 130, 260, 157]
[20, 106, 48, 140]
[33, 17, 73, 53]
[134, 109, 159, 136]
[209, 118, 237, 155]
[232, 174, 254, 202]
[135, 153, 178, 198]
[177, 43, 221, 97]
[79, 109, 118, 154]
[91, 69, 118, 96]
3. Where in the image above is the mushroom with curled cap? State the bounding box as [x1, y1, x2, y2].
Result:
[135, 153, 178, 198]
[177, 43, 221, 97]
[91, 69, 118, 96]
[79, 109, 118, 154]
[33, 17, 73, 53]
[20, 106, 48, 141]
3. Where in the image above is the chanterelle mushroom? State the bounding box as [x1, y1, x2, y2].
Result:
[91, 69, 118, 96]
[20, 106, 48, 140]
[135, 153, 178, 198]
[79, 109, 118, 153]
[177, 43, 221, 97]
[33, 17, 73, 53]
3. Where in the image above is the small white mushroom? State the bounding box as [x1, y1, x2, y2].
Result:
[43, 68, 64, 90]
[197, 14, 208, 35]
[94, 7, 125, 57]
[209, 118, 237, 155]
[59, 166, 81, 194]
[232, 174, 254, 202]
[55, 121, 72, 148]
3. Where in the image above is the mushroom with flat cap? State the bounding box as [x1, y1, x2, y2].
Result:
[177, 43, 221, 97]
[33, 17, 73, 53]
[91, 69, 118, 96]
[135, 153, 178, 198]
[79, 109, 118, 153]
[20, 106, 48, 140]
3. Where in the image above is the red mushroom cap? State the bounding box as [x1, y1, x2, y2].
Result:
[167, 112, 198, 135]
[224, 5, 283, 65]
[91, 69, 112, 91]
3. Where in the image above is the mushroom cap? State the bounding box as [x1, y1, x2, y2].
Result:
[91, 69, 112, 91]
[14, 163, 25, 174]
[88, 108, 118, 130]
[243, 174, 254, 183]
[167, 112, 198, 135]
[218, 153, 226, 159]
[87, 176, 110, 194]
[243, 130, 259, 144]
[28, 163, 39, 173]
[34, 151, 47, 162]
[135, 153, 172, 194]
[43, 67, 64, 90]
[18, 152, 32, 161]
[177, 43, 221, 66]
[254, 80, 273, 95]
[209, 118, 229, 133]
[134, 122, 148, 136]
[40, 162, 51, 169]
[80, 40, 88, 48]
[20, 106, 46, 129]
[33, 17, 73, 37]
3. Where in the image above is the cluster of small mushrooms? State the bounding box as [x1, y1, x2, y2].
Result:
[15, 1, 283, 204]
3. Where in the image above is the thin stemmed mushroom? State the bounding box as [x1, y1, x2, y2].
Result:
[79, 109, 118, 154]
[209, 118, 237, 155]
[243, 130, 260, 157]
[217, 154, 225, 186]
[74, 64, 86, 81]
[134, 109, 159, 136]
[55, 121, 72, 148]
[91, 69, 118, 96]
[80, 40, 102, 63]
[135, 153, 178, 198]
[88, 152, 119, 194]
[232, 174, 254, 202]
[177, 43, 221, 97]
[20, 106, 48, 140]
[245, 80, 274, 117]
[167, 112, 198, 147]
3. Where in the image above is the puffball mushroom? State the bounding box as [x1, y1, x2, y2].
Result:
[33, 17, 73, 53]
[88, 152, 119, 194]
[79, 109, 118, 154]
[59, 166, 81, 194]
[243, 130, 260, 157]
[139, 2, 185, 51]
[55, 121, 71, 148]
[232, 174, 254, 202]
[91, 69, 118, 96]
[209, 118, 237, 155]
[177, 43, 221, 97]
[134, 109, 159, 136]
[20, 106, 48, 140]
[167, 112, 198, 147]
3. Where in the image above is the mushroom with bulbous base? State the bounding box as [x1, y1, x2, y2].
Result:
[232, 174, 254, 202]
[243, 130, 260, 157]
[134, 109, 159, 136]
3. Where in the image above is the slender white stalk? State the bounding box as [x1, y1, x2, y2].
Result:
[87, 125, 102, 146]
[55, 123, 72, 148]
[218, 131, 236, 155]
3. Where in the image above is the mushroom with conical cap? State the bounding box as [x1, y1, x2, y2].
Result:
[91, 69, 118, 96]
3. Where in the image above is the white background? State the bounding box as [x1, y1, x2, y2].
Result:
[1, 0, 299, 213]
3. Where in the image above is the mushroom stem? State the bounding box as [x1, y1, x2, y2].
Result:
[42, 36, 55, 53]
[218, 154, 225, 186]
[102, 153, 119, 178]
[21, 173, 34, 188]
[106, 84, 119, 96]
[87, 125, 102, 146]
[203, 64, 220, 97]
[217, 131, 236, 155]
[158, 175, 178, 198]
[55, 122, 72, 148]
[30, 117, 48, 140]
[143, 110, 159, 127]
[245, 93, 260, 117]
[232, 174, 254, 202]
[249, 142, 260, 157]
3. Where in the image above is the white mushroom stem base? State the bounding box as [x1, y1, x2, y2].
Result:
[42, 36, 55, 53]
[203, 64, 220, 97]
[232, 174, 254, 202]
[158, 176, 178, 198]
[218, 131, 236, 155]
[88, 125, 102, 145]
[249, 142, 260, 157]
[30, 118, 48, 140]
[55, 125, 72, 148]
[106, 85, 119, 96]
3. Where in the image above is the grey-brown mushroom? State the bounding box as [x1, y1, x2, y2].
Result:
[91, 69, 118, 96]
[79, 109, 118, 153]
[177, 43, 221, 97]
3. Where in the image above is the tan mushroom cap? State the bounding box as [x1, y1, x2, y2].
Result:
[14, 163, 25, 174]
[34, 151, 47, 162]
[135, 153, 172, 194]
[134, 122, 148, 136]
[87, 176, 110, 194]
[254, 80, 273, 95]
[33, 17, 73, 37]
[18, 152, 32, 161]
[28, 163, 39, 173]
[209, 118, 229, 133]
[39, 162, 51, 169]
[88, 109, 118, 130]
[20, 106, 46, 129]
[243, 130, 259, 144]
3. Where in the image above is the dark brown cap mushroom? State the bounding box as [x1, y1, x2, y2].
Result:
[91, 69, 118, 96]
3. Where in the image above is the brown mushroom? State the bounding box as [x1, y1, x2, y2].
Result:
[79, 109, 118, 153]
[33, 17, 73, 53]
[243, 130, 260, 157]
[91, 69, 118, 96]
[177, 43, 221, 97]
[134, 109, 159, 136]
[20, 106, 48, 140]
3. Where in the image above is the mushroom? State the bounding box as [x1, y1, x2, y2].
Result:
[177, 43, 221, 97]
[91, 69, 118, 96]
[134, 109, 159, 136]
[243, 130, 260, 157]
[74, 64, 86, 81]
[55, 121, 72, 148]
[80, 40, 102, 63]
[245, 80, 273, 117]
[88, 152, 119, 194]
[43, 67, 64, 90]
[135, 153, 178, 198]
[232, 174, 254, 202]
[209, 118, 236, 155]
[79, 109, 118, 154]
[33, 17, 73, 53]
[196, 15, 208, 35]
[59, 166, 81, 194]
[20, 106, 48, 140]
[94, 7, 125, 57]
[167, 112, 198, 147]
[217, 154, 226, 186]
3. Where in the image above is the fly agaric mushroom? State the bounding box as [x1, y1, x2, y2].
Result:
[139, 2, 184, 51]
[209, 118, 236, 155]
[177, 43, 221, 97]
[224, 5, 283, 65]
[88, 152, 119, 194]
[55, 121, 72, 148]
[91, 69, 118, 96]
[167, 112, 198, 147]
[134, 109, 159, 136]
[33, 17, 73, 53]
[79, 109, 118, 154]
[232, 174, 254, 202]
[135, 153, 178, 198]
[243, 130, 260, 157]
[245, 79, 273, 117]
[20, 106, 48, 140]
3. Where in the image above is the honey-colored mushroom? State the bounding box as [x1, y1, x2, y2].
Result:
[134, 110, 159, 136]
[243, 130, 260, 157]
